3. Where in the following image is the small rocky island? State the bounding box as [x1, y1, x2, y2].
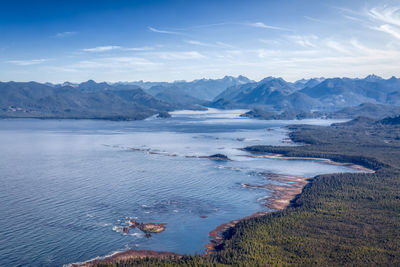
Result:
[200, 153, 232, 161]
[129, 220, 167, 233]
[156, 111, 171, 118]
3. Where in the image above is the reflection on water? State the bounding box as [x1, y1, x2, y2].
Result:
[0, 110, 354, 266]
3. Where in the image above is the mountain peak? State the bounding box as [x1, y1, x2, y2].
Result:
[364, 74, 383, 81]
[259, 76, 286, 85]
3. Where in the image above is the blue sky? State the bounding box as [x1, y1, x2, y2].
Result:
[1, 0, 400, 82]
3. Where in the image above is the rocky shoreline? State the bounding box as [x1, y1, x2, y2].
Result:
[205, 173, 309, 253]
[71, 250, 180, 267]
[203, 157, 375, 253]
[71, 151, 375, 266]
[242, 153, 375, 173]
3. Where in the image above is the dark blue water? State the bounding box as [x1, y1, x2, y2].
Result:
[0, 109, 360, 266]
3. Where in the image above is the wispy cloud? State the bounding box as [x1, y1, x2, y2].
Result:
[76, 57, 158, 68]
[216, 41, 235, 48]
[148, 26, 181, 35]
[366, 5, 400, 39]
[7, 59, 48, 66]
[55, 31, 77, 38]
[324, 40, 351, 54]
[368, 6, 400, 27]
[184, 40, 234, 48]
[51, 57, 162, 74]
[126, 46, 154, 51]
[304, 16, 324, 23]
[247, 22, 289, 31]
[373, 24, 400, 39]
[156, 51, 206, 60]
[259, 39, 281, 45]
[83, 46, 122, 52]
[286, 35, 318, 48]
[342, 15, 364, 22]
[185, 40, 215, 47]
[82, 46, 153, 52]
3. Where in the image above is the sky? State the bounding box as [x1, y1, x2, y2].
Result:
[0, 0, 400, 83]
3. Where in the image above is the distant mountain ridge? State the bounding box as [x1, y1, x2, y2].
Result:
[0, 81, 173, 120]
[2, 74, 400, 120]
[114, 75, 253, 101]
[212, 74, 400, 111]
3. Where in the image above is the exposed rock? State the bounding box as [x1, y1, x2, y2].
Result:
[129, 220, 139, 228]
[124, 220, 166, 234]
[138, 223, 166, 233]
[206, 154, 231, 161]
[156, 111, 171, 118]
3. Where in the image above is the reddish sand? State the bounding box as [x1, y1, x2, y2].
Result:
[74, 151, 375, 264]
[204, 154, 375, 253]
[205, 173, 309, 253]
[72, 250, 180, 267]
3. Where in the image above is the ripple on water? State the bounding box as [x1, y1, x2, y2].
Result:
[0, 114, 357, 266]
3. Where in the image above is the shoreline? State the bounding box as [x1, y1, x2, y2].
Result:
[71, 250, 180, 267]
[70, 172, 310, 266]
[71, 154, 375, 266]
[205, 173, 310, 253]
[204, 155, 375, 253]
[241, 153, 375, 173]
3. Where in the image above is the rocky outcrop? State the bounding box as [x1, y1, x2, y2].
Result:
[138, 223, 166, 233]
[199, 154, 231, 161]
[129, 220, 166, 233]
[156, 111, 171, 118]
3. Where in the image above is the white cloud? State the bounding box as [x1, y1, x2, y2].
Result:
[185, 40, 215, 47]
[258, 39, 280, 45]
[82, 46, 154, 52]
[342, 15, 364, 22]
[148, 26, 180, 35]
[68, 57, 161, 72]
[368, 6, 400, 27]
[83, 46, 122, 52]
[324, 40, 351, 54]
[7, 59, 48, 66]
[304, 16, 325, 23]
[216, 41, 235, 48]
[286, 35, 318, 48]
[125, 46, 154, 51]
[372, 24, 400, 40]
[247, 22, 289, 31]
[184, 40, 234, 48]
[156, 51, 206, 60]
[55, 31, 77, 38]
[366, 6, 400, 40]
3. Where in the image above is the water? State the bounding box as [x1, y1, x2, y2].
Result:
[0, 109, 360, 266]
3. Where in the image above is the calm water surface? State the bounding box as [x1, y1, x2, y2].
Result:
[0, 109, 359, 266]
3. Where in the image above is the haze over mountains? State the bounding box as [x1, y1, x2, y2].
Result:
[118, 75, 252, 100]
[1, 74, 400, 120]
[0, 81, 173, 120]
[212, 74, 400, 110]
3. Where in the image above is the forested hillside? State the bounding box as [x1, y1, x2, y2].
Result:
[0, 81, 173, 120]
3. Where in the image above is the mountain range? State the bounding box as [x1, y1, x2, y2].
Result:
[212, 74, 400, 111]
[109, 75, 252, 101]
[1, 74, 400, 120]
[0, 81, 173, 120]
